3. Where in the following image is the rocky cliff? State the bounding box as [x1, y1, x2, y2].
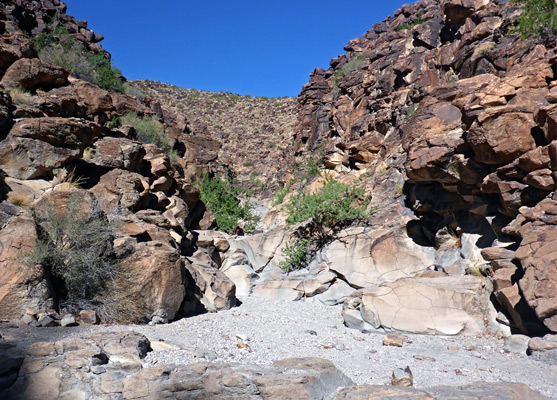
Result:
[0, 0, 237, 327]
[292, 0, 556, 336]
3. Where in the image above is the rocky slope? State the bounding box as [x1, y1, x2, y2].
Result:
[131, 80, 298, 191]
[0, 0, 556, 398]
[291, 0, 557, 337]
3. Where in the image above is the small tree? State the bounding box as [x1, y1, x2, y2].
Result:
[514, 0, 557, 39]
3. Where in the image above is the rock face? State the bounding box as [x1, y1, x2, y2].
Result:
[292, 0, 557, 335]
[343, 275, 491, 335]
[0, 209, 51, 320]
[0, 58, 68, 90]
[0, 0, 224, 325]
[2, 332, 353, 400]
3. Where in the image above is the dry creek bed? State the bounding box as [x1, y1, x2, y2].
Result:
[2, 296, 556, 398]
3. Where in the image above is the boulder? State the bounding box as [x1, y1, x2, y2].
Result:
[124, 241, 186, 321]
[467, 111, 536, 165]
[84, 137, 145, 171]
[0, 33, 36, 70]
[0, 117, 101, 179]
[90, 169, 149, 214]
[34, 78, 113, 117]
[1, 58, 68, 90]
[0, 210, 52, 319]
[321, 228, 435, 289]
[344, 275, 490, 335]
[185, 250, 237, 313]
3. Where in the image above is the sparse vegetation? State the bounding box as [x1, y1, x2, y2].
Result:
[333, 55, 367, 86]
[279, 238, 311, 273]
[513, 0, 556, 39]
[7, 192, 32, 207]
[9, 87, 33, 105]
[196, 174, 259, 234]
[119, 112, 175, 158]
[25, 196, 121, 313]
[285, 178, 369, 228]
[396, 11, 427, 31]
[280, 178, 370, 272]
[273, 183, 290, 205]
[33, 17, 123, 92]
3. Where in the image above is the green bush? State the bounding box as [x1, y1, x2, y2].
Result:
[273, 183, 290, 205]
[333, 55, 367, 85]
[279, 238, 311, 273]
[513, 0, 556, 38]
[119, 112, 176, 158]
[280, 178, 370, 273]
[197, 175, 259, 234]
[33, 19, 123, 92]
[396, 11, 427, 31]
[26, 197, 119, 303]
[285, 178, 369, 228]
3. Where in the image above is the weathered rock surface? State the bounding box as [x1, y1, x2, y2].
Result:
[0, 209, 51, 320]
[335, 382, 547, 400]
[0, 58, 68, 90]
[2, 331, 353, 400]
[0, 117, 101, 179]
[343, 275, 492, 335]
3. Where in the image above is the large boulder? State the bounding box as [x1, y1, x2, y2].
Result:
[185, 249, 237, 313]
[84, 137, 145, 171]
[0, 209, 52, 319]
[33, 78, 113, 118]
[1, 58, 68, 90]
[124, 241, 186, 321]
[90, 169, 149, 214]
[0, 117, 101, 179]
[343, 275, 491, 335]
[0, 33, 36, 70]
[321, 228, 435, 289]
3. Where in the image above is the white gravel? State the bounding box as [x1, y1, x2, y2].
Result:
[3, 296, 556, 398]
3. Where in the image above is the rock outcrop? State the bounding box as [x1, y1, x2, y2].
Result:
[292, 0, 557, 335]
[3, 332, 353, 400]
[0, 0, 236, 326]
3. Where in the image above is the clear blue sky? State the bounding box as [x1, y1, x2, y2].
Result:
[64, 0, 408, 97]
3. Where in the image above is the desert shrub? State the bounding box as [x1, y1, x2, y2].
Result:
[285, 178, 369, 228]
[279, 238, 311, 273]
[9, 87, 33, 105]
[26, 197, 119, 305]
[34, 20, 123, 92]
[123, 83, 146, 100]
[333, 55, 367, 85]
[197, 174, 259, 234]
[513, 0, 556, 38]
[119, 112, 174, 156]
[7, 193, 32, 207]
[280, 178, 370, 272]
[396, 11, 427, 31]
[273, 183, 290, 205]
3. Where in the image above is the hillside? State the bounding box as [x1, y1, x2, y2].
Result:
[0, 0, 556, 398]
[131, 80, 298, 191]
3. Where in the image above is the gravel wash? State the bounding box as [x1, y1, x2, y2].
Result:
[3, 296, 556, 398]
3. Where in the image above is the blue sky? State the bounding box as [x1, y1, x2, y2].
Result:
[64, 1, 408, 97]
